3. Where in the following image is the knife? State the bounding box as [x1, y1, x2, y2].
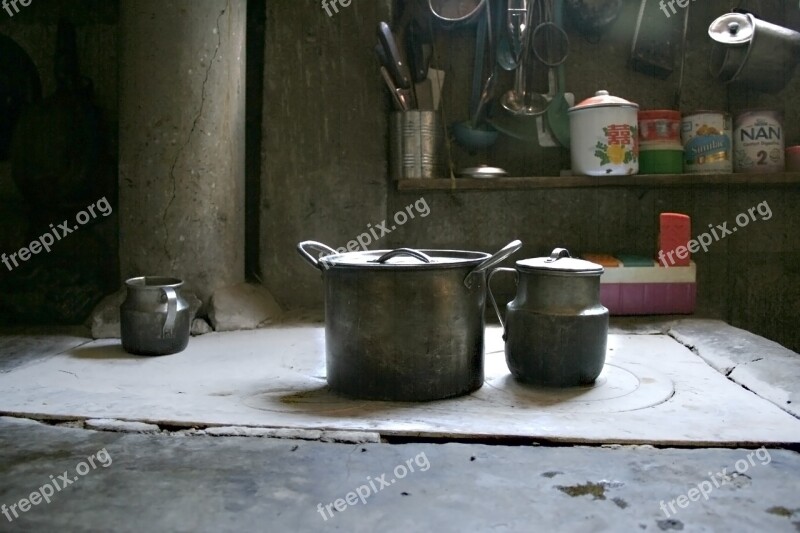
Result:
[377, 21, 412, 91]
[380, 66, 410, 111]
[405, 20, 429, 84]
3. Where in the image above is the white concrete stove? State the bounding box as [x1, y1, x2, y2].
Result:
[1, 323, 798, 446]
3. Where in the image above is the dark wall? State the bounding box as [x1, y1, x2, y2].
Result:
[262, 0, 800, 352]
[0, 0, 118, 323]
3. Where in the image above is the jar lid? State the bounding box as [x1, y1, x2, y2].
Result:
[639, 110, 681, 120]
[516, 248, 604, 275]
[708, 12, 754, 45]
[568, 90, 638, 113]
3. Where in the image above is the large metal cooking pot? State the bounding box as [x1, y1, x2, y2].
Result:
[297, 240, 521, 401]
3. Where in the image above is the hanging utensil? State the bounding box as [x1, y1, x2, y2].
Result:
[544, 0, 571, 146]
[501, 0, 548, 116]
[471, 0, 498, 128]
[675, 2, 689, 108]
[453, 8, 500, 150]
[429, 0, 487, 25]
[630, 0, 681, 79]
[507, 0, 529, 62]
[496, 0, 518, 70]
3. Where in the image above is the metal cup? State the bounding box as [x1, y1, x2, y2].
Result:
[390, 111, 444, 180]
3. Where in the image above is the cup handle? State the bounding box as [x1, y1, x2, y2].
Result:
[487, 267, 518, 340]
[161, 287, 178, 339]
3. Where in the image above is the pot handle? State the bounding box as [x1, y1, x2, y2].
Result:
[161, 287, 177, 339]
[373, 248, 433, 264]
[297, 241, 338, 271]
[464, 239, 522, 288]
[545, 248, 571, 262]
[487, 267, 518, 339]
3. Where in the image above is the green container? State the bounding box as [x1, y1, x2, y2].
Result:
[639, 149, 683, 174]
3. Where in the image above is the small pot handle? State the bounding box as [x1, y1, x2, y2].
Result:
[487, 267, 518, 339]
[161, 287, 177, 339]
[464, 239, 522, 288]
[373, 248, 433, 264]
[297, 241, 338, 271]
[545, 248, 571, 262]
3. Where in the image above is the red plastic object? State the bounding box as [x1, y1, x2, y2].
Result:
[658, 213, 691, 267]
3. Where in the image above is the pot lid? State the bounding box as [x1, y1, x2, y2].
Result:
[568, 90, 638, 113]
[457, 165, 508, 178]
[709, 13, 754, 45]
[319, 248, 490, 269]
[516, 248, 603, 275]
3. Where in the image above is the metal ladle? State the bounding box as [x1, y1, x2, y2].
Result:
[501, 0, 549, 115]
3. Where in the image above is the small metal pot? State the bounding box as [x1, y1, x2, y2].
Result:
[297, 240, 521, 401]
[120, 277, 191, 356]
[709, 12, 800, 94]
[489, 248, 608, 387]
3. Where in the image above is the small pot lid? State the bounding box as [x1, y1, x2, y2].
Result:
[457, 165, 508, 178]
[516, 248, 604, 275]
[319, 248, 490, 269]
[709, 13, 754, 45]
[568, 90, 638, 113]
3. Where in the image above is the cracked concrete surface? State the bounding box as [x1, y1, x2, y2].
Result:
[163, 2, 228, 263]
[1, 416, 799, 532]
[667, 319, 800, 419]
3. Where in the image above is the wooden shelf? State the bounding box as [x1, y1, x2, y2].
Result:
[395, 172, 800, 192]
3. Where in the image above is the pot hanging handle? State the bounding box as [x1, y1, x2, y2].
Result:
[373, 248, 433, 264]
[487, 267, 518, 339]
[545, 247, 571, 262]
[297, 241, 338, 271]
[161, 287, 178, 339]
[464, 239, 522, 288]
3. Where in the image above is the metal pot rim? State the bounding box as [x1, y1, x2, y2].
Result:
[320, 249, 491, 270]
[125, 276, 184, 289]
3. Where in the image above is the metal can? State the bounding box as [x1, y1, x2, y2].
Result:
[681, 112, 733, 174]
[734, 110, 785, 173]
[639, 110, 683, 174]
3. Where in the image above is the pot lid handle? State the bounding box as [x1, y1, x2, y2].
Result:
[545, 248, 571, 262]
[373, 248, 433, 264]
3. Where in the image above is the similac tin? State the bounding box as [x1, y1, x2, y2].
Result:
[733, 111, 785, 173]
[639, 110, 683, 174]
[681, 112, 733, 173]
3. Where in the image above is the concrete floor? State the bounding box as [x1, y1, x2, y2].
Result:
[1, 416, 799, 532]
[1, 318, 799, 531]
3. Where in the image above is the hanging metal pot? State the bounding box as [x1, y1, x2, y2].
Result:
[297, 239, 521, 401]
[709, 12, 800, 94]
[489, 248, 608, 387]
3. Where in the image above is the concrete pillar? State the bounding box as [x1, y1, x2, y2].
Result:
[119, 0, 246, 303]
